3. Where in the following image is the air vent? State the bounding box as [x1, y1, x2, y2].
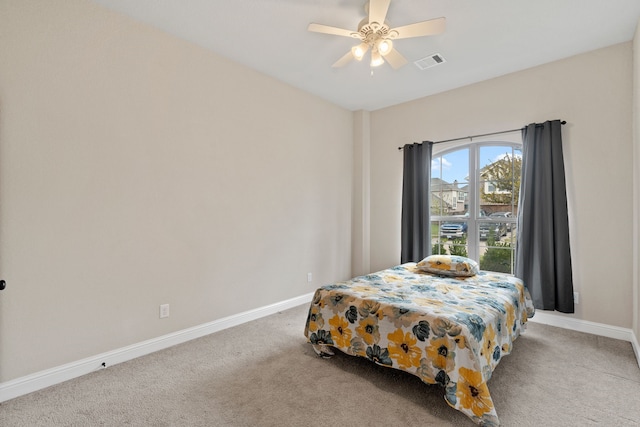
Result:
[414, 53, 446, 70]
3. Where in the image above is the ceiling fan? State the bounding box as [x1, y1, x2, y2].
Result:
[308, 0, 445, 70]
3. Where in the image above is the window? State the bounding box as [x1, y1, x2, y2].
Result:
[430, 134, 522, 274]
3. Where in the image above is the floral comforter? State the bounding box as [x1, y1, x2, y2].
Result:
[303, 263, 535, 426]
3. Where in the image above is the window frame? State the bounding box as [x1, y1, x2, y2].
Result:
[430, 133, 522, 272]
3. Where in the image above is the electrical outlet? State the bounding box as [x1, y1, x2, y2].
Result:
[573, 292, 579, 304]
[307, 273, 313, 282]
[159, 304, 170, 318]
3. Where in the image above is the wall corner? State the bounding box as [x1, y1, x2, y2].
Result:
[352, 110, 371, 277]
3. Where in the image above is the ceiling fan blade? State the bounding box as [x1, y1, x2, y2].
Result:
[383, 48, 408, 70]
[332, 51, 354, 68]
[308, 23, 359, 38]
[391, 17, 446, 39]
[368, 0, 391, 25]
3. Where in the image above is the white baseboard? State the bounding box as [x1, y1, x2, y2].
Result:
[529, 310, 634, 342]
[0, 292, 315, 403]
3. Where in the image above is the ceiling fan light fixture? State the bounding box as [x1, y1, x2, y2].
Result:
[351, 42, 369, 61]
[370, 49, 385, 67]
[377, 39, 393, 56]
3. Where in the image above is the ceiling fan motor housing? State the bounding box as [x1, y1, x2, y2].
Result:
[356, 18, 397, 55]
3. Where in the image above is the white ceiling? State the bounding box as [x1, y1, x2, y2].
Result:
[91, 0, 640, 111]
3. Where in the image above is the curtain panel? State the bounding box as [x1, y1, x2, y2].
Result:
[401, 142, 432, 263]
[516, 120, 574, 313]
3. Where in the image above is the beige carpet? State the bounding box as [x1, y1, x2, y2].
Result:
[1, 304, 639, 426]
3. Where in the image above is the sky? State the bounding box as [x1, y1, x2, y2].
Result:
[433, 145, 522, 184]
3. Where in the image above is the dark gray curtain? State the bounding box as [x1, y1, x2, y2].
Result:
[516, 120, 574, 313]
[401, 142, 432, 263]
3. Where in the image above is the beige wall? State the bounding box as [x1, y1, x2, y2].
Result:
[0, 0, 353, 381]
[369, 42, 634, 328]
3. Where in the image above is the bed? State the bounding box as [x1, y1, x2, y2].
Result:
[303, 256, 535, 426]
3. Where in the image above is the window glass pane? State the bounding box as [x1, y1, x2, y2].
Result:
[478, 227, 515, 274]
[431, 148, 468, 217]
[430, 220, 469, 257]
[478, 146, 521, 215]
[430, 148, 470, 257]
[477, 145, 520, 274]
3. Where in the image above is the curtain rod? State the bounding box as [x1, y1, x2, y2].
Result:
[397, 120, 566, 150]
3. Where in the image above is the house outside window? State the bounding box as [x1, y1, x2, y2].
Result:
[430, 133, 522, 274]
